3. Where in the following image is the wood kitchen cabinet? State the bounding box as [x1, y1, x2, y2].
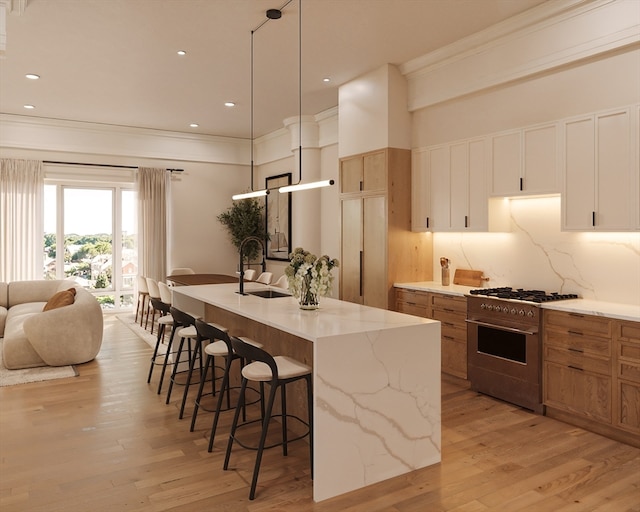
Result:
[395, 288, 467, 379]
[490, 123, 559, 197]
[340, 148, 431, 310]
[543, 310, 639, 447]
[412, 139, 508, 232]
[614, 320, 640, 436]
[562, 107, 636, 231]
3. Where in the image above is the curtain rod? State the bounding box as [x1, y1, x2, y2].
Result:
[42, 160, 183, 172]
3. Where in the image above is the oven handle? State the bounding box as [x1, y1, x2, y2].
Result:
[465, 319, 538, 336]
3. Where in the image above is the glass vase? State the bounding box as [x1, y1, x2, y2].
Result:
[299, 276, 319, 310]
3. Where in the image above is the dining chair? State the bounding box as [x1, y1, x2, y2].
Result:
[255, 272, 273, 285]
[272, 275, 288, 289]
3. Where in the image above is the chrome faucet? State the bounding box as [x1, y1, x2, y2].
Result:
[238, 236, 266, 295]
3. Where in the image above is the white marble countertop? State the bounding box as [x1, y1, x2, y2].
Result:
[540, 299, 640, 322]
[394, 281, 640, 322]
[172, 282, 437, 342]
[394, 281, 475, 297]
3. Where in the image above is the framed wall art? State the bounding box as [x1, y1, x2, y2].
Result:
[265, 173, 292, 260]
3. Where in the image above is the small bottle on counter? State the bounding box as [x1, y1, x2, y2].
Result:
[441, 267, 450, 286]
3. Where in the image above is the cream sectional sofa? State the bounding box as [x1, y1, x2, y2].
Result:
[0, 280, 103, 370]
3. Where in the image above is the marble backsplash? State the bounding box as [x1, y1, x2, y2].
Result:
[432, 196, 640, 307]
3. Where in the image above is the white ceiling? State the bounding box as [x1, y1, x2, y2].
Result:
[0, 0, 548, 140]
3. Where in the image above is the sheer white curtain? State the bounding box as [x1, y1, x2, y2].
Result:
[0, 159, 44, 282]
[136, 167, 168, 282]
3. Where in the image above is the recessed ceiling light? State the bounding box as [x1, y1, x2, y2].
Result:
[189, 123, 199, 128]
[322, 77, 331, 83]
[24, 104, 35, 109]
[224, 102, 235, 107]
[177, 50, 186, 56]
[25, 74, 40, 80]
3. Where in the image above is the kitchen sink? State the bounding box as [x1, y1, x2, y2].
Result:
[246, 289, 290, 299]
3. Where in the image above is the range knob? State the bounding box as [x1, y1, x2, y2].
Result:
[510, 308, 517, 315]
[518, 309, 525, 316]
[502, 306, 509, 313]
[527, 310, 534, 317]
[486, 304, 493, 311]
[480, 303, 486, 309]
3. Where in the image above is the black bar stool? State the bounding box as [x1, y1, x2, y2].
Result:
[188, 320, 263, 450]
[146, 294, 172, 385]
[160, 306, 199, 399]
[178, 319, 228, 420]
[223, 336, 313, 500]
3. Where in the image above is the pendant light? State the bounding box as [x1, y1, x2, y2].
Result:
[278, 0, 334, 195]
[232, 13, 272, 201]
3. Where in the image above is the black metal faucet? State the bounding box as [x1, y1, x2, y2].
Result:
[238, 236, 266, 295]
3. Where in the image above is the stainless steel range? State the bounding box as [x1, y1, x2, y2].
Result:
[466, 288, 578, 413]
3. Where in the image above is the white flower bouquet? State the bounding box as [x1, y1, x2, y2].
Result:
[284, 247, 339, 309]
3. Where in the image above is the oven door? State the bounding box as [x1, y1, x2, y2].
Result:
[466, 319, 543, 413]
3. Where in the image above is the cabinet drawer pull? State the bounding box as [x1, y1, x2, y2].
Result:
[568, 330, 583, 336]
[443, 308, 455, 313]
[443, 335, 454, 340]
[426, 217, 429, 229]
[592, 211, 596, 227]
[568, 347, 584, 353]
[519, 177, 524, 191]
[568, 365, 584, 372]
[568, 313, 584, 318]
[442, 322, 454, 327]
[464, 215, 468, 228]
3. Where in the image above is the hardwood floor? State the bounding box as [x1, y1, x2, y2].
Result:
[1, 315, 638, 511]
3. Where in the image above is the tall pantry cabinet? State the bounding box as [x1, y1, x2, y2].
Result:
[340, 148, 432, 309]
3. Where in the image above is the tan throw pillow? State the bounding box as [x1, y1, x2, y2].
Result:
[43, 287, 77, 312]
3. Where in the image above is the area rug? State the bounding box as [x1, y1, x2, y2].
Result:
[0, 340, 78, 387]
[116, 314, 159, 351]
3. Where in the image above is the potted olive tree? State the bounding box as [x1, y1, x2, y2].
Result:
[217, 198, 267, 269]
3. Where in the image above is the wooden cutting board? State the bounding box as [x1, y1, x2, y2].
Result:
[453, 269, 486, 287]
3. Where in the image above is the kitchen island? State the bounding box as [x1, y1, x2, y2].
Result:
[171, 282, 441, 502]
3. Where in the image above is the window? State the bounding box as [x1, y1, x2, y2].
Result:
[44, 168, 137, 311]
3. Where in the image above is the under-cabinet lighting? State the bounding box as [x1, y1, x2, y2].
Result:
[279, 179, 334, 193]
[232, 189, 269, 200]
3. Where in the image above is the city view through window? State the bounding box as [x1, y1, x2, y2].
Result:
[44, 185, 137, 310]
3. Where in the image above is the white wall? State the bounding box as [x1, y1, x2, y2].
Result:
[410, 46, 640, 306]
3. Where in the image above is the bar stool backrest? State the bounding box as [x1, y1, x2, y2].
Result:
[137, 275, 149, 293]
[158, 281, 173, 305]
[169, 306, 196, 329]
[146, 278, 161, 299]
[230, 336, 278, 383]
[194, 318, 230, 347]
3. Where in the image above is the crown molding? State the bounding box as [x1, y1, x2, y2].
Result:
[0, 114, 250, 165]
[401, 0, 640, 111]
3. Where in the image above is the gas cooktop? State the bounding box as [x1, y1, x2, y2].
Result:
[468, 287, 579, 303]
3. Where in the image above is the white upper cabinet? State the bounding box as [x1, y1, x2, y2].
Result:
[490, 123, 559, 196]
[562, 107, 636, 231]
[411, 138, 508, 233]
[411, 148, 430, 232]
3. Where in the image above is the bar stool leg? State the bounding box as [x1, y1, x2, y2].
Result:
[223, 378, 248, 470]
[206, 353, 232, 451]
[157, 324, 178, 395]
[165, 336, 187, 404]
[178, 339, 203, 418]
[147, 321, 166, 384]
[248, 383, 279, 500]
[190, 354, 213, 432]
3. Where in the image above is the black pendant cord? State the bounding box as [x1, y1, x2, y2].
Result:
[297, 0, 302, 186]
[250, 29, 255, 192]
